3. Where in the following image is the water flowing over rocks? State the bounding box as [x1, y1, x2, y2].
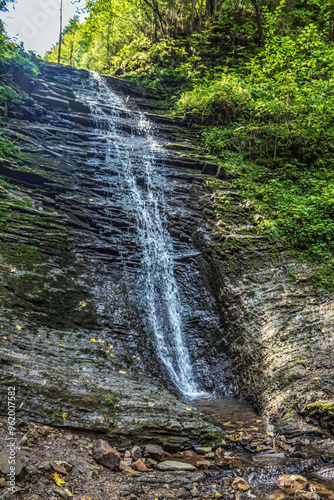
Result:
[0, 61, 333, 460]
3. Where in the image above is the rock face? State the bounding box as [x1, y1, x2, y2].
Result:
[0, 64, 223, 447]
[0, 61, 333, 444]
[194, 179, 334, 433]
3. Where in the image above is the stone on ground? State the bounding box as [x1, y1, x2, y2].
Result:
[143, 444, 164, 461]
[157, 460, 196, 471]
[92, 439, 120, 470]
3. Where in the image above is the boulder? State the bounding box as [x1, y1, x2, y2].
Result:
[276, 475, 308, 495]
[146, 458, 158, 469]
[131, 459, 151, 472]
[143, 444, 164, 461]
[92, 440, 121, 470]
[121, 465, 140, 477]
[131, 445, 142, 461]
[231, 478, 251, 492]
[157, 461, 196, 472]
[195, 447, 212, 455]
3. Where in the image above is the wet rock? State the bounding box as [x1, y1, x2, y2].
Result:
[204, 452, 215, 459]
[231, 478, 251, 492]
[132, 459, 151, 472]
[196, 460, 213, 469]
[315, 466, 334, 480]
[157, 461, 196, 472]
[131, 445, 142, 461]
[0, 453, 25, 477]
[240, 437, 249, 446]
[295, 492, 320, 500]
[195, 447, 212, 455]
[143, 445, 164, 461]
[146, 458, 158, 469]
[276, 475, 308, 495]
[92, 440, 121, 470]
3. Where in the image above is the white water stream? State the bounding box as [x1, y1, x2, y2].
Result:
[78, 72, 206, 397]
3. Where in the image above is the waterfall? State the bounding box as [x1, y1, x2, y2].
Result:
[77, 72, 205, 397]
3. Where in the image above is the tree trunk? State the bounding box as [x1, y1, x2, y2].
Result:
[251, 0, 263, 45]
[58, 0, 63, 64]
[189, 0, 197, 33]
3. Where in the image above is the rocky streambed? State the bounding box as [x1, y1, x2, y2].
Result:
[0, 63, 333, 498]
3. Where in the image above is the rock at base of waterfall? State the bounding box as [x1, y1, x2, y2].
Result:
[195, 446, 212, 455]
[131, 445, 142, 461]
[146, 458, 158, 469]
[92, 440, 121, 470]
[196, 460, 213, 469]
[295, 492, 320, 500]
[276, 475, 308, 495]
[132, 459, 152, 472]
[231, 477, 251, 492]
[143, 444, 164, 461]
[157, 461, 196, 472]
[121, 465, 141, 478]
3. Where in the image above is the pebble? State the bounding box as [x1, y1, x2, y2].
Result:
[0, 478, 5, 488]
[190, 486, 200, 497]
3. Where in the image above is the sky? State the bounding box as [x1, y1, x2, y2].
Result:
[1, 0, 85, 56]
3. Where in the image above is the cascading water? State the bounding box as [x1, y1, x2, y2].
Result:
[77, 72, 205, 397]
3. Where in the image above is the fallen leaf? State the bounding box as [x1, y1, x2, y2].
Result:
[10, 267, 16, 274]
[16, 325, 22, 330]
[119, 370, 126, 374]
[61, 412, 67, 420]
[97, 339, 104, 343]
[108, 343, 114, 348]
[2, 336, 7, 340]
[110, 353, 115, 357]
[313, 377, 320, 381]
[321, 329, 326, 333]
[90, 338, 97, 343]
[215, 494, 222, 498]
[53, 212, 58, 215]
[79, 301, 87, 307]
[59, 343, 64, 347]
[53, 472, 65, 487]
[186, 407, 192, 411]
